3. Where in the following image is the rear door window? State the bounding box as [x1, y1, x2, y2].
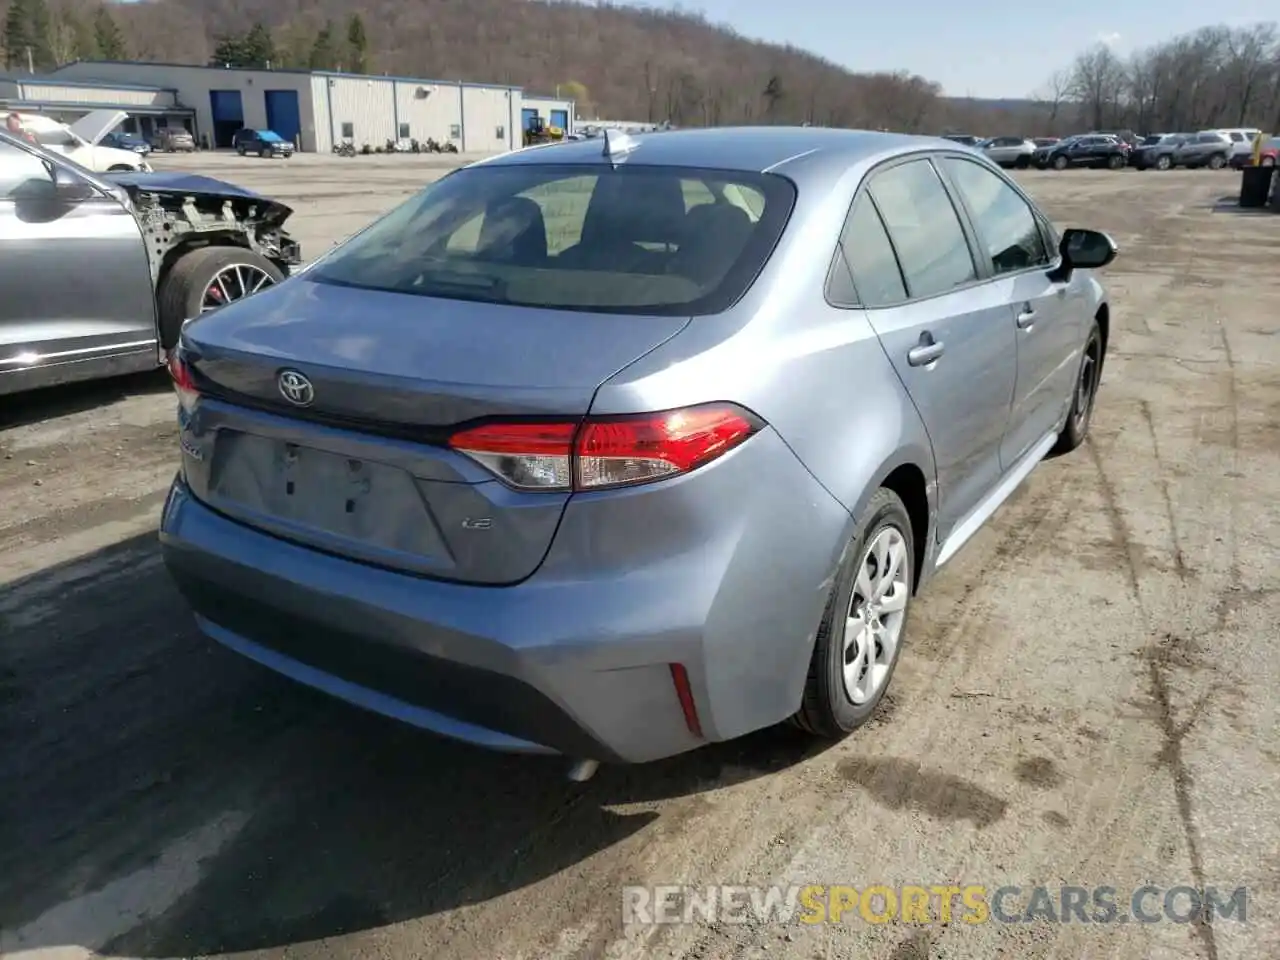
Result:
[310, 163, 795, 316]
[865, 158, 976, 299]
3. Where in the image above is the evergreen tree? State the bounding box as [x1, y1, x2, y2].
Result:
[70, 10, 97, 60]
[346, 14, 368, 74]
[92, 4, 125, 60]
[209, 33, 248, 67]
[308, 21, 336, 71]
[241, 22, 275, 68]
[3, 0, 32, 70]
[25, 0, 53, 70]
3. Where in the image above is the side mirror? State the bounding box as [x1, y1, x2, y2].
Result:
[1049, 228, 1118, 282]
[50, 163, 95, 202]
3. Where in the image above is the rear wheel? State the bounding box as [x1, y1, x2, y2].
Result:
[792, 488, 913, 739]
[157, 246, 284, 347]
[1051, 319, 1102, 456]
[1208, 153, 1227, 170]
[1015, 154, 1030, 169]
[1107, 153, 1124, 170]
[1155, 154, 1172, 171]
[236, 146, 246, 156]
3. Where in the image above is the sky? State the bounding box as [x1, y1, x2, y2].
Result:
[624, 0, 1277, 98]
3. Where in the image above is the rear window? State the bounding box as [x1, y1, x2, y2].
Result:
[309, 163, 796, 316]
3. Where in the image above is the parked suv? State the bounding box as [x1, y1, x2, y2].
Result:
[159, 128, 1119, 773]
[1041, 135, 1128, 170]
[233, 128, 294, 158]
[981, 136, 1036, 169]
[1131, 133, 1189, 170]
[1171, 131, 1233, 169]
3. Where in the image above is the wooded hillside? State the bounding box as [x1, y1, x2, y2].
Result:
[2, 0, 1279, 136]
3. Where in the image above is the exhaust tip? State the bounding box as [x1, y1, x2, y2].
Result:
[567, 759, 599, 783]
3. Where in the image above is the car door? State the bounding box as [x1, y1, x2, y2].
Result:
[842, 155, 1017, 543]
[939, 155, 1079, 468]
[0, 135, 156, 389]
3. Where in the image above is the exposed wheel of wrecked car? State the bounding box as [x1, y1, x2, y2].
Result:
[158, 246, 284, 345]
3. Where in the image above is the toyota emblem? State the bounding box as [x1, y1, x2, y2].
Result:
[277, 369, 314, 406]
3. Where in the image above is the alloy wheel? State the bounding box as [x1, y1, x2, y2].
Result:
[200, 263, 276, 314]
[842, 527, 909, 705]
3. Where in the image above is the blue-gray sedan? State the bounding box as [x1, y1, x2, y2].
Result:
[160, 126, 1117, 772]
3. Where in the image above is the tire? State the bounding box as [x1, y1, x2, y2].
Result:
[1106, 154, 1124, 170]
[1015, 155, 1030, 169]
[1155, 155, 1172, 171]
[792, 488, 914, 739]
[157, 246, 285, 348]
[1051, 319, 1103, 456]
[1052, 154, 1068, 170]
[260, 147, 271, 159]
[1208, 153, 1227, 170]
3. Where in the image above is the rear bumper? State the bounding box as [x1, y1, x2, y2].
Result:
[159, 428, 853, 763]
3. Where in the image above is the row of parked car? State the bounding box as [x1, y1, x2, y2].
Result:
[943, 129, 1277, 172]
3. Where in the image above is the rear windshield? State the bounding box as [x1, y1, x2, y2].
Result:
[309, 163, 796, 316]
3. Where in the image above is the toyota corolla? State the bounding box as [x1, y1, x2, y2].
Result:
[159, 127, 1117, 777]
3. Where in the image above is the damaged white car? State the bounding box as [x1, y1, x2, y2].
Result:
[2, 109, 152, 173]
[0, 127, 301, 396]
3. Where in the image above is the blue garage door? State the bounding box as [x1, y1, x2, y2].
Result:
[209, 89, 244, 148]
[264, 89, 301, 146]
[209, 89, 244, 122]
[522, 108, 539, 131]
[550, 109, 568, 131]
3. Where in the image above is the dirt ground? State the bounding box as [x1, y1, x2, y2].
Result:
[1, 158, 1278, 960]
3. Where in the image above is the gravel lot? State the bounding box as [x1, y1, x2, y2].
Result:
[1, 156, 1278, 960]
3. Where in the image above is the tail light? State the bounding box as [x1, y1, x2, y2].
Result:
[167, 350, 199, 413]
[447, 403, 762, 492]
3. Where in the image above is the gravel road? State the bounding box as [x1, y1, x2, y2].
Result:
[1, 160, 1277, 960]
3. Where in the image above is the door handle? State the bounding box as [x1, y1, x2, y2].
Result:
[1016, 308, 1036, 329]
[907, 337, 945, 367]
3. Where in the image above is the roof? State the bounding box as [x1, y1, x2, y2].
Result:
[486, 126, 952, 174]
[1, 72, 171, 92]
[51, 59, 521, 92]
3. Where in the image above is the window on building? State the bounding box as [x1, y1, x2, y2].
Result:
[340, 122, 354, 139]
[398, 123, 410, 139]
[450, 124, 461, 140]
[496, 125, 505, 140]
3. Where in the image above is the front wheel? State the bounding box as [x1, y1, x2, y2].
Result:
[1052, 154, 1069, 170]
[157, 246, 285, 347]
[792, 488, 914, 739]
[1051, 319, 1102, 456]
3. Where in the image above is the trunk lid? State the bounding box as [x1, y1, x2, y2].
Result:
[178, 277, 690, 584]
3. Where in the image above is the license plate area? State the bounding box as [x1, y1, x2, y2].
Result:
[209, 431, 449, 559]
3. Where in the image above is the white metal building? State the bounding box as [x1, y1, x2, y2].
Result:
[0, 73, 195, 133]
[45, 60, 574, 153]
